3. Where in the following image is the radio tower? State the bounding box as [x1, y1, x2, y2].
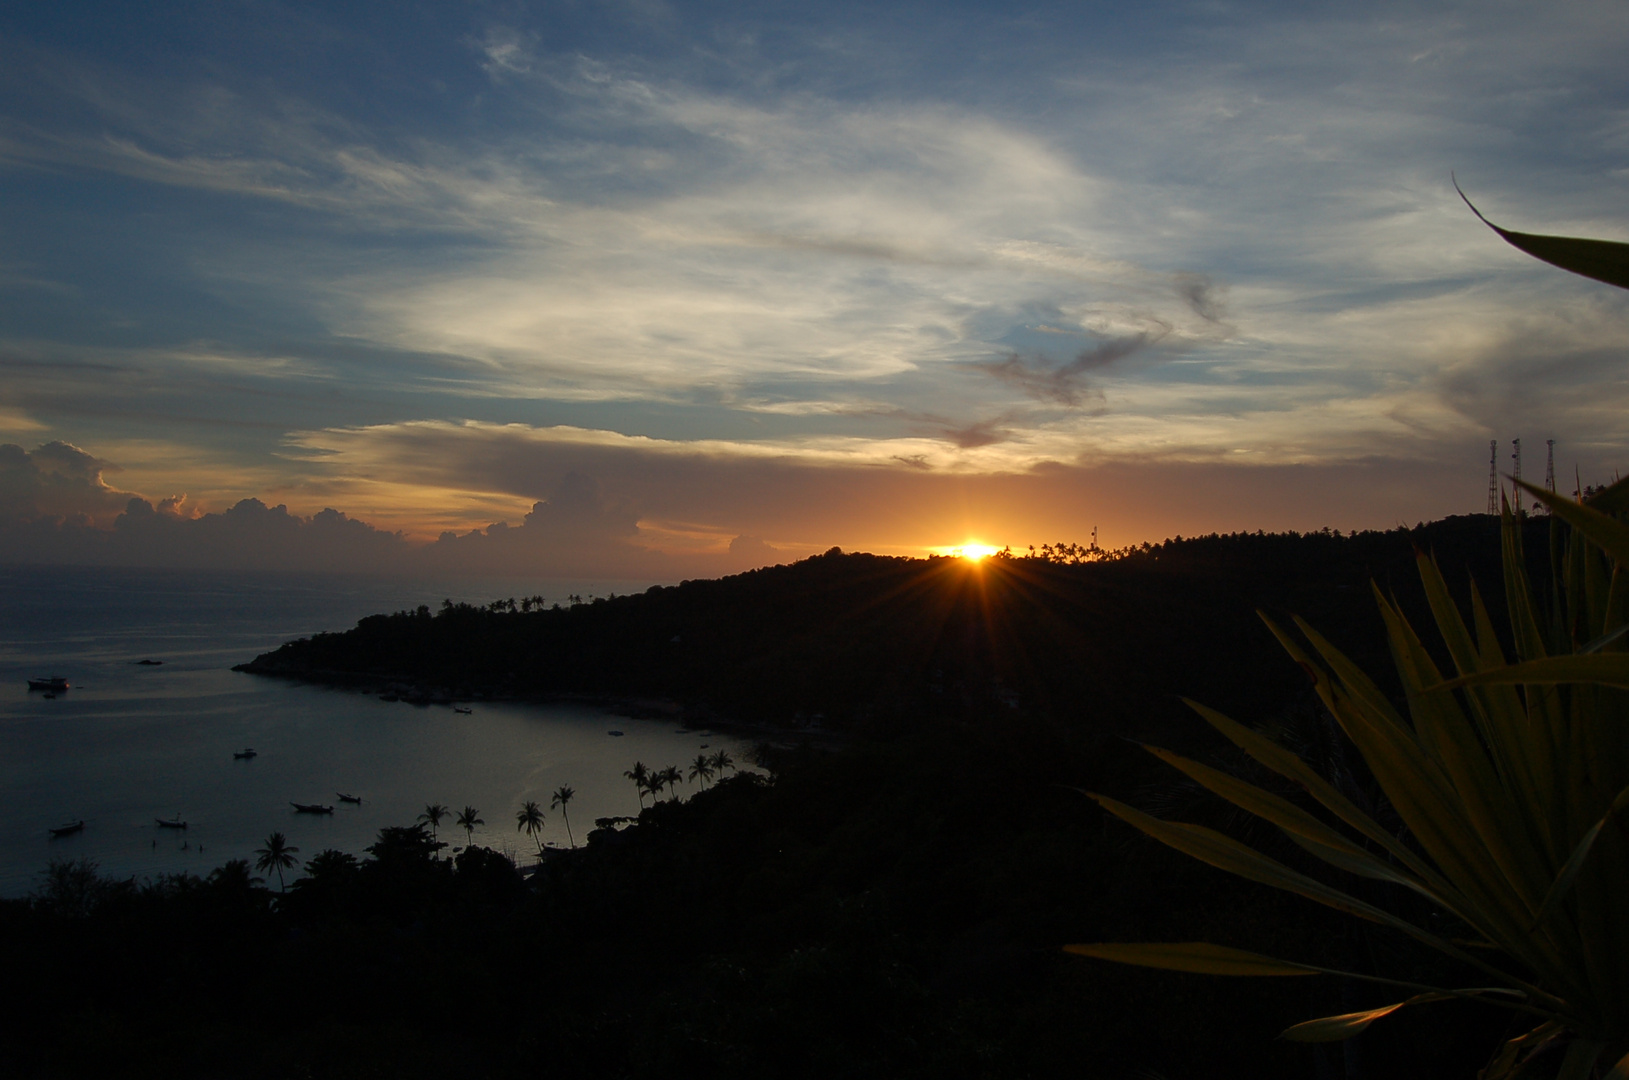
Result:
[1512, 439, 1523, 515]
[1487, 440, 1498, 515]
[1546, 439, 1556, 493]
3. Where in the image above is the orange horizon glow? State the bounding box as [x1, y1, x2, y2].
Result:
[939, 542, 1002, 562]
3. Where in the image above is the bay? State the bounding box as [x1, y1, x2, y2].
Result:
[0, 566, 751, 896]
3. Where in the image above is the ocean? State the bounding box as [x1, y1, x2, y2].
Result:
[0, 565, 751, 896]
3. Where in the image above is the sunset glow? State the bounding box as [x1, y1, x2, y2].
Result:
[0, 5, 1625, 578]
[945, 544, 1002, 563]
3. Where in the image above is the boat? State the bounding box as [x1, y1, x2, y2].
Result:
[233, 748, 257, 759]
[27, 677, 69, 692]
[336, 792, 362, 804]
[291, 802, 334, 814]
[49, 820, 84, 838]
[453, 706, 472, 714]
[607, 730, 624, 737]
[155, 816, 187, 829]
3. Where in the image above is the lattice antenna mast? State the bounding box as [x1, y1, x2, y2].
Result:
[1487, 440, 1499, 515]
[1546, 440, 1556, 493]
[1512, 439, 1523, 515]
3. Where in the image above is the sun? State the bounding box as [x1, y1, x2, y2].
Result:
[940, 542, 1001, 562]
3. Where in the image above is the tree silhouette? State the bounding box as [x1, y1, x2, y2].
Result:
[659, 765, 684, 802]
[303, 849, 358, 882]
[644, 771, 666, 804]
[689, 753, 715, 790]
[625, 762, 650, 809]
[254, 832, 299, 891]
[551, 785, 577, 848]
[516, 800, 546, 856]
[456, 805, 484, 847]
[418, 803, 449, 841]
[708, 749, 735, 777]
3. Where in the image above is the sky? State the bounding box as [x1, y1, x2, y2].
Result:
[1, 1, 1627, 580]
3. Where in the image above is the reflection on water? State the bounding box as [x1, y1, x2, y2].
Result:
[0, 566, 746, 896]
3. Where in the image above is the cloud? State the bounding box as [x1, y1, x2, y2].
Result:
[727, 534, 781, 569]
[423, 471, 653, 575]
[2, 1, 1629, 563]
[978, 325, 1169, 406]
[0, 441, 138, 526]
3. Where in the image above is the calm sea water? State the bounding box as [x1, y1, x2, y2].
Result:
[0, 566, 752, 896]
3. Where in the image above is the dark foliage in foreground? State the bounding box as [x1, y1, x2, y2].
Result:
[1, 723, 1505, 1079]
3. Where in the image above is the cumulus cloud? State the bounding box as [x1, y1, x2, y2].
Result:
[423, 471, 655, 575]
[727, 535, 781, 570]
[0, 441, 138, 526]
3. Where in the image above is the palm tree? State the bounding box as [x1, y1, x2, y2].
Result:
[516, 800, 546, 857]
[455, 805, 484, 847]
[551, 785, 577, 848]
[659, 765, 684, 802]
[418, 803, 449, 841]
[708, 749, 735, 777]
[624, 762, 650, 809]
[644, 771, 665, 804]
[689, 754, 715, 790]
[254, 831, 299, 891]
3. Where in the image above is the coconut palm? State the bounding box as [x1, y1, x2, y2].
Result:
[516, 800, 546, 857]
[551, 785, 577, 848]
[659, 765, 684, 802]
[455, 805, 484, 847]
[624, 762, 650, 809]
[418, 803, 449, 841]
[689, 754, 715, 790]
[708, 749, 735, 777]
[254, 831, 299, 892]
[643, 771, 665, 804]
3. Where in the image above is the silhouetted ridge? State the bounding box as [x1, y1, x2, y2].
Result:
[238, 514, 1535, 740]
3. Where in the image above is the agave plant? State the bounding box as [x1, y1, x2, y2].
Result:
[1070, 484, 1629, 1079]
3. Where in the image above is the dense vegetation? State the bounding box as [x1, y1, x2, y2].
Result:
[239, 514, 1534, 746]
[7, 517, 1541, 1078]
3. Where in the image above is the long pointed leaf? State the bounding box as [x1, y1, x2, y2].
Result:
[1086, 792, 1548, 995]
[1522, 481, 1629, 570]
[1436, 654, 1629, 691]
[1279, 994, 1453, 1042]
[1183, 697, 1454, 895]
[1062, 942, 1318, 976]
[1457, 183, 1629, 291]
[1530, 783, 1629, 931]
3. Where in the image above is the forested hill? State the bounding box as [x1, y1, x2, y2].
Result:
[239, 513, 1541, 742]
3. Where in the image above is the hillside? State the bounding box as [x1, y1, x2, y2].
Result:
[239, 513, 1539, 746]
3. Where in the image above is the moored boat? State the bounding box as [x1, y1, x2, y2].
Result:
[291, 802, 334, 814]
[49, 820, 84, 837]
[336, 792, 362, 804]
[233, 748, 257, 759]
[27, 676, 69, 692]
[155, 816, 187, 829]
